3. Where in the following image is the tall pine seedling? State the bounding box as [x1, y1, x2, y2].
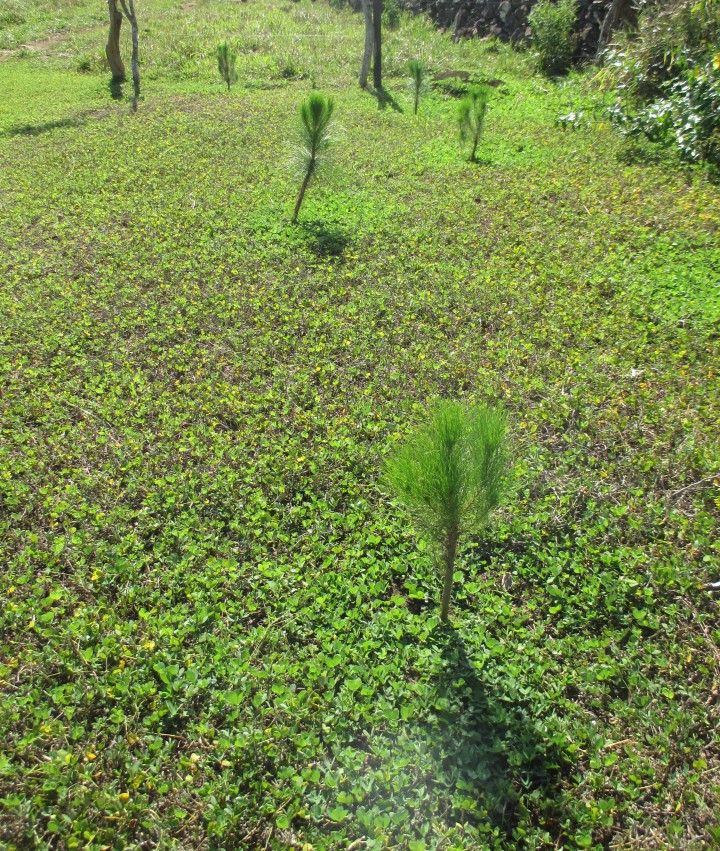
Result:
[458, 85, 490, 162]
[408, 60, 425, 115]
[291, 92, 335, 224]
[385, 400, 509, 621]
[217, 42, 238, 92]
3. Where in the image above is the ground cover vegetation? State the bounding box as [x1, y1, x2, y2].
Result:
[0, 0, 719, 848]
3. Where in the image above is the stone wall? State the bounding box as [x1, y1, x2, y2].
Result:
[398, 0, 614, 58]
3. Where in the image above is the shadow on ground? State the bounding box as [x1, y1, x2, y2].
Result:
[2, 106, 114, 138]
[3, 116, 91, 137]
[422, 625, 571, 836]
[298, 220, 349, 258]
[366, 86, 404, 113]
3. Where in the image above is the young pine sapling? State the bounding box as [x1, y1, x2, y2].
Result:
[458, 85, 490, 162]
[385, 400, 509, 622]
[408, 59, 425, 115]
[217, 42, 238, 92]
[291, 92, 335, 224]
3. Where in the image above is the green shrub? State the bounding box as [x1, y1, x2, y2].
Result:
[528, 0, 577, 76]
[603, 0, 720, 102]
[433, 75, 469, 98]
[217, 41, 238, 92]
[609, 56, 720, 168]
[603, 0, 720, 167]
[385, 400, 510, 621]
[0, 11, 25, 27]
[383, 0, 401, 30]
[276, 52, 305, 80]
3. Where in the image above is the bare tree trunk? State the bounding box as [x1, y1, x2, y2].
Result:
[440, 528, 459, 622]
[119, 0, 140, 100]
[372, 0, 382, 90]
[106, 0, 125, 82]
[292, 167, 313, 224]
[452, 9, 464, 42]
[596, 0, 632, 58]
[359, 0, 374, 88]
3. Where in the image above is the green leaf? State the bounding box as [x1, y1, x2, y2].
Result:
[328, 806, 349, 823]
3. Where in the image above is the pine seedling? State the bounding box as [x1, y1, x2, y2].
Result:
[217, 41, 238, 92]
[291, 91, 335, 224]
[385, 400, 509, 622]
[408, 59, 425, 115]
[458, 85, 490, 162]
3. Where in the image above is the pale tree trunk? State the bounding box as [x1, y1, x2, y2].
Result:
[372, 0, 382, 90]
[596, 0, 632, 58]
[106, 0, 125, 82]
[359, 0, 373, 88]
[119, 0, 140, 99]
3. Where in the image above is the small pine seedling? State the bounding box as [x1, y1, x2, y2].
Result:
[385, 400, 509, 621]
[217, 41, 238, 92]
[458, 85, 490, 162]
[408, 59, 425, 115]
[291, 91, 335, 224]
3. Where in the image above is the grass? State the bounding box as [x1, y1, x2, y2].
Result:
[0, 1, 719, 848]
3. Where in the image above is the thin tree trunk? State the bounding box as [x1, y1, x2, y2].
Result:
[414, 87, 419, 115]
[106, 0, 125, 82]
[452, 9, 464, 43]
[596, 0, 631, 58]
[372, 0, 382, 91]
[292, 162, 314, 223]
[359, 0, 373, 88]
[119, 0, 140, 100]
[440, 528, 459, 621]
[471, 129, 479, 162]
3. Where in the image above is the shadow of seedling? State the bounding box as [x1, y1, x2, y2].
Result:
[298, 220, 349, 258]
[4, 116, 90, 138]
[423, 627, 570, 833]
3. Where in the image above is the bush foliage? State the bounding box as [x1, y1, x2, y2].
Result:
[605, 0, 720, 167]
[528, 0, 577, 75]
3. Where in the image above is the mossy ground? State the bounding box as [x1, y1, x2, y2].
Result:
[1, 1, 719, 848]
